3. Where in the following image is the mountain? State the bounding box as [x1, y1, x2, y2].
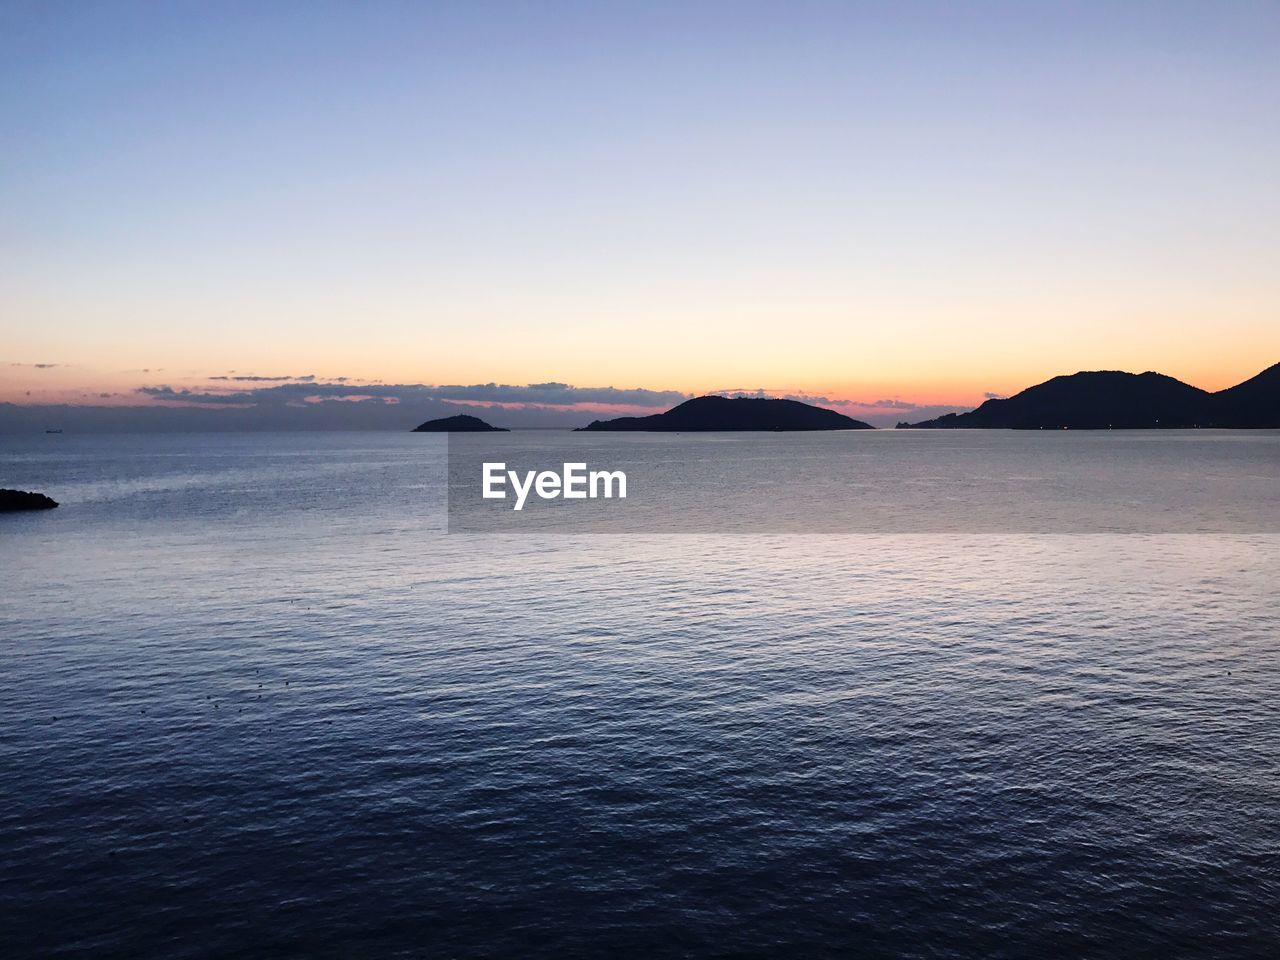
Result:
[904, 364, 1280, 429]
[907, 371, 1211, 429]
[1211, 362, 1280, 428]
[576, 396, 873, 431]
[412, 414, 508, 432]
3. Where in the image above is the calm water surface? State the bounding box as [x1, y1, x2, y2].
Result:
[2, 432, 1278, 958]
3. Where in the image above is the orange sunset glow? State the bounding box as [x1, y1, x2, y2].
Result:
[3, 2, 1278, 429]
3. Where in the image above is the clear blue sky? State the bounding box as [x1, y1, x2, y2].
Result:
[3, 0, 1279, 413]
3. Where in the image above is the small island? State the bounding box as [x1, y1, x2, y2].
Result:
[412, 414, 509, 432]
[577, 396, 873, 431]
[1, 489, 59, 512]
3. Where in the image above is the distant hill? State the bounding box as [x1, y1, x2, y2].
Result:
[412, 414, 508, 432]
[904, 363, 1280, 429]
[1212, 362, 1280, 428]
[576, 396, 873, 431]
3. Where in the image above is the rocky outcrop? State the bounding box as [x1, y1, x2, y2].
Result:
[0, 489, 59, 512]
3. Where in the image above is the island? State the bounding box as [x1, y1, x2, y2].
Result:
[576, 396, 874, 431]
[903, 362, 1280, 429]
[412, 414, 509, 432]
[1, 489, 59, 512]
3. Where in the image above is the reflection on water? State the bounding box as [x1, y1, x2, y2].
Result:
[2, 433, 1278, 957]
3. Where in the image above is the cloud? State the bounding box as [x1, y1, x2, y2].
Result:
[702, 387, 972, 426]
[4, 376, 976, 431]
[714, 388, 943, 413]
[983, 391, 1006, 400]
[138, 380, 691, 411]
[430, 382, 690, 407]
[9, 362, 60, 369]
[209, 374, 317, 382]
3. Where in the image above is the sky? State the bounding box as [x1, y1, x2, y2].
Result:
[2, 1, 1279, 428]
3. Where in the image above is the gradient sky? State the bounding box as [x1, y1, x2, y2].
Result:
[3, 0, 1279, 419]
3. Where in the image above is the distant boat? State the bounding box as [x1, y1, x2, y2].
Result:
[45, 429, 63, 434]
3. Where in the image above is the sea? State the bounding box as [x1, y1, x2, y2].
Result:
[2, 430, 1278, 958]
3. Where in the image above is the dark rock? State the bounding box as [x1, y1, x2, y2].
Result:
[412, 414, 509, 432]
[0, 489, 59, 512]
[576, 396, 874, 431]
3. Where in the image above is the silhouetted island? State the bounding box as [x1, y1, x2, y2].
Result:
[903, 362, 1280, 429]
[1, 489, 59, 512]
[412, 414, 508, 432]
[577, 396, 874, 431]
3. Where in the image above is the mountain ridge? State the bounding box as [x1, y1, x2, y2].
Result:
[904, 363, 1280, 429]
